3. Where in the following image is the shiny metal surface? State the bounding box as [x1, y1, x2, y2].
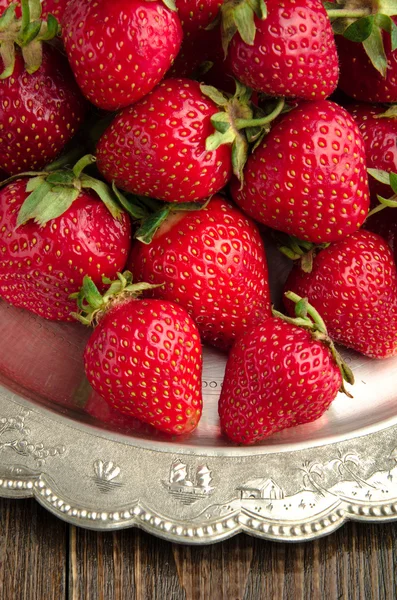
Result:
[1, 287, 396, 452]
[1, 244, 397, 542]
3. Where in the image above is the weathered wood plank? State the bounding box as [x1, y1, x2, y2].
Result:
[0, 498, 67, 600]
[2, 498, 397, 600]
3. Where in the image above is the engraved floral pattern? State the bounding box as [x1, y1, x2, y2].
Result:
[0, 409, 65, 467]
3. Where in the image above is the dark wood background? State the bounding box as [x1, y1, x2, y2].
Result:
[1, 498, 396, 599]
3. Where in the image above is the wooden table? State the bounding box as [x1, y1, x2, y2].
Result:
[1, 498, 396, 599]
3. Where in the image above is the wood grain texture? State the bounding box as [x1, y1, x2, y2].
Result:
[2, 497, 397, 600]
[68, 521, 397, 600]
[69, 526, 183, 600]
[0, 498, 67, 600]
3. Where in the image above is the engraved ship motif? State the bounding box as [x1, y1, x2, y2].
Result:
[92, 460, 123, 493]
[163, 461, 214, 505]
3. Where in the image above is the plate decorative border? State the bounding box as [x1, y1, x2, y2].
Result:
[1, 387, 397, 544]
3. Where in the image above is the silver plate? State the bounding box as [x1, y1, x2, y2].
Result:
[1, 247, 397, 544]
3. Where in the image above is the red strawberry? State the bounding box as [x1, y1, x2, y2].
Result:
[0, 0, 70, 20]
[0, 49, 87, 175]
[348, 103, 397, 205]
[85, 390, 160, 436]
[176, 0, 222, 32]
[222, 0, 339, 100]
[128, 195, 271, 350]
[231, 100, 370, 244]
[96, 78, 232, 202]
[0, 160, 131, 321]
[0, 3, 87, 175]
[219, 293, 353, 444]
[76, 274, 203, 435]
[61, 0, 183, 111]
[285, 230, 397, 359]
[336, 17, 397, 103]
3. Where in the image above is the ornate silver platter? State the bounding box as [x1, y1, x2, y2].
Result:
[2, 248, 397, 544]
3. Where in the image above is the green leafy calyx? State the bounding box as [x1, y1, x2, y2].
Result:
[220, 0, 267, 56]
[275, 232, 329, 273]
[13, 154, 125, 227]
[273, 292, 355, 397]
[0, 0, 60, 78]
[367, 168, 397, 218]
[326, 0, 397, 77]
[201, 81, 285, 182]
[375, 104, 397, 118]
[71, 271, 162, 327]
[116, 191, 210, 245]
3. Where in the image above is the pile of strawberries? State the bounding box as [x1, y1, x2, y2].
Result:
[0, 0, 397, 445]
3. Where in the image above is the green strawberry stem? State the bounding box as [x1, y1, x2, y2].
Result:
[11, 154, 125, 226]
[0, 0, 59, 78]
[326, 0, 397, 19]
[285, 291, 328, 333]
[73, 154, 96, 178]
[326, 9, 372, 18]
[325, 1, 397, 77]
[202, 82, 286, 180]
[273, 292, 355, 397]
[367, 196, 397, 218]
[234, 97, 285, 129]
[71, 271, 161, 326]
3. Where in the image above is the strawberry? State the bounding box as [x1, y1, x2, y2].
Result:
[0, 0, 70, 20]
[1, 50, 87, 175]
[221, 0, 339, 100]
[219, 293, 354, 444]
[348, 104, 397, 205]
[75, 273, 203, 436]
[128, 195, 271, 350]
[61, 0, 183, 111]
[230, 100, 370, 244]
[0, 2, 87, 175]
[285, 230, 397, 359]
[335, 17, 397, 103]
[0, 156, 131, 320]
[96, 78, 233, 202]
[85, 390, 160, 437]
[176, 0, 222, 32]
